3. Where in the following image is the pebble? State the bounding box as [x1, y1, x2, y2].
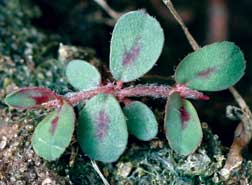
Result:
[0, 136, 7, 150]
[117, 162, 133, 178]
[42, 178, 52, 185]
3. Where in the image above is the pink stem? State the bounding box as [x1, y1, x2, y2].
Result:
[117, 84, 172, 99]
[42, 83, 209, 109]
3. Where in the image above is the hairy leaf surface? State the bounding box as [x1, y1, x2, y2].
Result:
[110, 10, 164, 82]
[123, 101, 158, 141]
[32, 100, 75, 161]
[175, 41, 246, 91]
[164, 93, 202, 155]
[78, 94, 128, 162]
[66, 60, 101, 91]
[4, 87, 57, 109]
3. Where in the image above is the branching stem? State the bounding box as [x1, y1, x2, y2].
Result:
[42, 83, 209, 109]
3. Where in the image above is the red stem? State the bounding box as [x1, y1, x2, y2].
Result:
[117, 85, 172, 99]
[42, 83, 209, 109]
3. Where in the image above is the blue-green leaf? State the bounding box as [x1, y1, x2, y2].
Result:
[4, 87, 57, 109]
[164, 93, 202, 156]
[123, 101, 158, 141]
[66, 60, 101, 91]
[77, 94, 128, 162]
[175, 41, 246, 91]
[32, 100, 75, 161]
[110, 10, 164, 82]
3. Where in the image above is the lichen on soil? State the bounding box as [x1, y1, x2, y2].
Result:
[1, 0, 252, 184]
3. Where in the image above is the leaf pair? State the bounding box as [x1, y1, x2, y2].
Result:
[165, 41, 246, 155]
[77, 94, 158, 162]
[65, 11, 165, 91]
[110, 11, 245, 91]
[109, 11, 245, 90]
[5, 87, 76, 161]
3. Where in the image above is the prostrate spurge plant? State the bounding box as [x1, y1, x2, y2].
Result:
[5, 10, 246, 162]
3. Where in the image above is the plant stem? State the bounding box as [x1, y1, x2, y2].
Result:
[117, 85, 172, 99]
[94, 0, 122, 20]
[220, 88, 252, 179]
[42, 83, 208, 109]
[162, 0, 200, 50]
[91, 160, 110, 185]
[43, 84, 171, 108]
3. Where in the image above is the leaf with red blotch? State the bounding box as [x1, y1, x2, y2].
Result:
[77, 93, 128, 162]
[110, 10, 164, 82]
[175, 41, 246, 91]
[32, 100, 75, 161]
[4, 87, 58, 109]
[164, 92, 203, 156]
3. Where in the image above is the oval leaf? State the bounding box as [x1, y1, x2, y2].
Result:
[77, 94, 128, 162]
[4, 87, 57, 109]
[66, 60, 101, 91]
[164, 93, 202, 156]
[110, 10, 164, 82]
[123, 101, 158, 141]
[32, 100, 75, 161]
[175, 41, 246, 91]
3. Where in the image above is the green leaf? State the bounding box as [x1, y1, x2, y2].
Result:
[110, 10, 164, 82]
[164, 93, 202, 156]
[4, 87, 57, 109]
[123, 101, 158, 141]
[32, 100, 75, 161]
[175, 41, 246, 91]
[77, 93, 128, 162]
[66, 60, 101, 91]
